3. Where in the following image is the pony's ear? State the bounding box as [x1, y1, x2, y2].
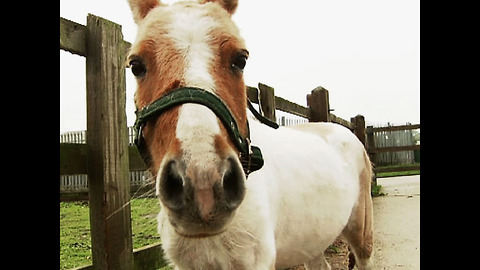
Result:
[128, 0, 161, 24]
[200, 0, 238, 15]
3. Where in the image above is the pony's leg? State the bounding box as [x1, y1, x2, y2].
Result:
[341, 159, 374, 270]
[304, 253, 331, 270]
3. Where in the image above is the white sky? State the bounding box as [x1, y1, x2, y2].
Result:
[60, 0, 420, 133]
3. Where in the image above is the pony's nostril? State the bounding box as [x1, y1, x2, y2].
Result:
[223, 158, 246, 210]
[160, 161, 185, 210]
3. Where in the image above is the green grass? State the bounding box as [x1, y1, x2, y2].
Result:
[60, 198, 161, 270]
[370, 164, 420, 197]
[377, 169, 420, 178]
[60, 201, 92, 269]
[375, 163, 420, 178]
[371, 184, 385, 197]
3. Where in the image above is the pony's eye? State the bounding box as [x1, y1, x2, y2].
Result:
[129, 59, 147, 77]
[231, 51, 248, 72]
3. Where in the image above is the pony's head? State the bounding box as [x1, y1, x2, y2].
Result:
[127, 0, 249, 237]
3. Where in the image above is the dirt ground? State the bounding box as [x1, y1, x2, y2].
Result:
[323, 237, 351, 270]
[287, 175, 420, 270]
[286, 237, 351, 270]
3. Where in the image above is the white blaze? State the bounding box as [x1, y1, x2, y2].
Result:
[168, 5, 222, 169]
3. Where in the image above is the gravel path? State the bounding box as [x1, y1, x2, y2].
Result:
[373, 175, 420, 269]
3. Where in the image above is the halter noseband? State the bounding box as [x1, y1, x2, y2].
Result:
[133, 87, 278, 177]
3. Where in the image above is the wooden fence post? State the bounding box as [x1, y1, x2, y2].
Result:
[366, 125, 377, 185]
[307, 86, 330, 122]
[352, 114, 366, 146]
[258, 83, 276, 122]
[86, 14, 134, 270]
[366, 126, 376, 159]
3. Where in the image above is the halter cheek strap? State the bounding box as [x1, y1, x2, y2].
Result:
[133, 87, 277, 177]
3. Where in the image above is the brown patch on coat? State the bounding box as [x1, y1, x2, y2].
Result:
[128, 14, 187, 174]
[200, 0, 239, 15]
[214, 131, 236, 160]
[341, 151, 374, 260]
[128, 0, 161, 23]
[212, 38, 248, 137]
[142, 108, 182, 175]
[130, 35, 186, 109]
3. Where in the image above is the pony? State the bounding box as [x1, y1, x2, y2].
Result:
[126, 0, 374, 269]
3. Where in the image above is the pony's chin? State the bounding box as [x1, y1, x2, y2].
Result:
[174, 228, 227, 238]
[167, 211, 235, 238]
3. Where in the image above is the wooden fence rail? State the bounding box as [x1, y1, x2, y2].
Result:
[61, 15, 418, 270]
[247, 85, 358, 133]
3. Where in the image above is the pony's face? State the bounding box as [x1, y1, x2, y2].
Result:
[127, 0, 248, 237]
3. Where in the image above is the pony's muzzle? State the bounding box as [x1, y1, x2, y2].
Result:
[158, 156, 246, 233]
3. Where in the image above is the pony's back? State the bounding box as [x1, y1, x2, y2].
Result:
[247, 121, 373, 269]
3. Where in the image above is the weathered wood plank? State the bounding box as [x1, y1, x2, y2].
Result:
[60, 191, 89, 202]
[275, 96, 310, 119]
[60, 143, 88, 175]
[86, 14, 134, 270]
[246, 86, 259, 103]
[60, 144, 147, 175]
[60, 17, 131, 57]
[247, 85, 310, 120]
[353, 115, 366, 146]
[331, 113, 354, 130]
[60, 184, 156, 202]
[258, 83, 276, 121]
[366, 126, 377, 161]
[307, 86, 330, 122]
[60, 17, 87, 56]
[133, 243, 169, 270]
[128, 145, 148, 171]
[369, 145, 420, 153]
[70, 243, 169, 270]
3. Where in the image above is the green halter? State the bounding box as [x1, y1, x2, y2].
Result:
[133, 87, 278, 177]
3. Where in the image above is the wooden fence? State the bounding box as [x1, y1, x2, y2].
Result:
[60, 15, 419, 269]
[367, 124, 420, 174]
[368, 124, 417, 165]
[61, 14, 136, 269]
[60, 128, 153, 201]
[245, 84, 421, 175]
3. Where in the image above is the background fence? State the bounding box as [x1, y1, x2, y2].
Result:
[368, 123, 418, 165]
[367, 124, 420, 174]
[60, 128, 153, 201]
